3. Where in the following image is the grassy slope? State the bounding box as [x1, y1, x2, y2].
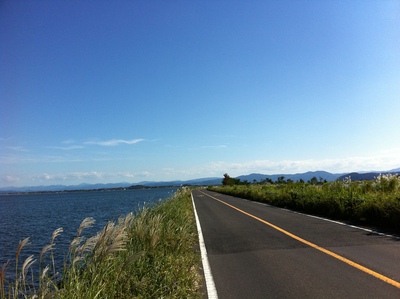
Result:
[1, 187, 203, 299]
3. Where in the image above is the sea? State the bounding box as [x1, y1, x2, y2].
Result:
[0, 187, 178, 284]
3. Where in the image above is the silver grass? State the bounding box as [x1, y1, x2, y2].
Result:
[91, 222, 128, 259]
[77, 234, 99, 254]
[21, 255, 36, 281]
[69, 236, 84, 251]
[15, 237, 30, 295]
[51, 227, 63, 244]
[72, 256, 84, 266]
[105, 227, 127, 255]
[16, 237, 30, 259]
[92, 223, 114, 257]
[121, 212, 135, 227]
[77, 217, 95, 237]
[40, 244, 55, 262]
[41, 265, 50, 280]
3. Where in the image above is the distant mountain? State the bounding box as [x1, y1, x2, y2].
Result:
[336, 171, 399, 182]
[136, 177, 221, 187]
[0, 182, 133, 193]
[0, 178, 221, 194]
[237, 171, 343, 183]
[2, 168, 399, 194]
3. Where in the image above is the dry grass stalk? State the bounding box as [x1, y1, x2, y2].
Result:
[51, 228, 63, 244]
[16, 237, 30, 260]
[77, 217, 95, 237]
[76, 234, 99, 254]
[92, 222, 128, 260]
[21, 255, 36, 282]
[40, 244, 55, 262]
[14, 237, 30, 295]
[1, 261, 9, 298]
[41, 266, 50, 280]
[105, 226, 127, 255]
[72, 256, 84, 266]
[68, 236, 84, 252]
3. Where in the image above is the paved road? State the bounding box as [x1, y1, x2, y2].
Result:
[192, 189, 400, 298]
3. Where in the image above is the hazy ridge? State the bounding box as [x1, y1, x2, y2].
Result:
[1, 168, 399, 193]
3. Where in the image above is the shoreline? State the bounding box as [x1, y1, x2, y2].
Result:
[0, 185, 181, 196]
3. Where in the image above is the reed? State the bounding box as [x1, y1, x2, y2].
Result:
[1, 187, 202, 298]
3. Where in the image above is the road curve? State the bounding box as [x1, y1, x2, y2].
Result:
[192, 189, 400, 299]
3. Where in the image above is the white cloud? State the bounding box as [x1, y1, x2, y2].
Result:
[6, 146, 29, 152]
[2, 149, 399, 188]
[197, 154, 400, 177]
[0, 175, 20, 184]
[201, 145, 227, 149]
[25, 171, 149, 184]
[35, 171, 105, 182]
[48, 138, 145, 150]
[48, 145, 85, 150]
[62, 139, 76, 144]
[85, 139, 144, 146]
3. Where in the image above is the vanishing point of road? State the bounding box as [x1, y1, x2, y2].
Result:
[192, 189, 400, 298]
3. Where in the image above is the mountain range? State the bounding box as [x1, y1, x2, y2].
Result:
[1, 168, 399, 193]
[237, 171, 341, 183]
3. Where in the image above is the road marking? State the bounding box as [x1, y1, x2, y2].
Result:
[199, 190, 400, 290]
[253, 200, 400, 240]
[192, 192, 219, 299]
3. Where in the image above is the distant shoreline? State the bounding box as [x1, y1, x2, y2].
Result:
[0, 185, 181, 196]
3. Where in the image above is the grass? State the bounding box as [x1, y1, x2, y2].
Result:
[0, 187, 203, 299]
[209, 174, 400, 233]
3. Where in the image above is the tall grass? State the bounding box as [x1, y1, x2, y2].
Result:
[1, 187, 202, 298]
[209, 174, 400, 233]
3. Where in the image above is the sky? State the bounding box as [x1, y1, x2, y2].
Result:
[1, 1, 400, 188]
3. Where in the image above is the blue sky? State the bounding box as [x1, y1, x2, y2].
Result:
[1, 1, 400, 187]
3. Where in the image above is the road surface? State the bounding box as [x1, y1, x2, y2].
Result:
[192, 189, 400, 298]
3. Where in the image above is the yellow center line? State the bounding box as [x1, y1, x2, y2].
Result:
[199, 190, 400, 289]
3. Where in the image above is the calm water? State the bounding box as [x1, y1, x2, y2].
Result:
[0, 187, 178, 282]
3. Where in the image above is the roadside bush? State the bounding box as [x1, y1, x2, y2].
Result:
[209, 178, 400, 233]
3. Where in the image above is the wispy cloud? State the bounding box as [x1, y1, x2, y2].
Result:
[24, 171, 149, 184]
[44, 138, 144, 152]
[48, 145, 85, 150]
[0, 175, 20, 184]
[25, 171, 104, 183]
[201, 145, 227, 149]
[85, 139, 144, 146]
[62, 139, 77, 144]
[2, 146, 399, 188]
[6, 146, 29, 152]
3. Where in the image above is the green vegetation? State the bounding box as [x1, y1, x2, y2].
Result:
[1, 187, 203, 299]
[210, 173, 400, 233]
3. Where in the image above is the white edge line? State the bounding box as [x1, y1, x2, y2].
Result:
[191, 192, 219, 299]
[252, 200, 400, 240]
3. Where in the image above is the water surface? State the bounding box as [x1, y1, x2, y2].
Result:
[0, 187, 178, 280]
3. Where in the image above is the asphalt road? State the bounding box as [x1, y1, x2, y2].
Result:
[192, 189, 400, 299]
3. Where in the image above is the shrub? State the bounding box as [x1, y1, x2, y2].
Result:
[209, 180, 400, 233]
